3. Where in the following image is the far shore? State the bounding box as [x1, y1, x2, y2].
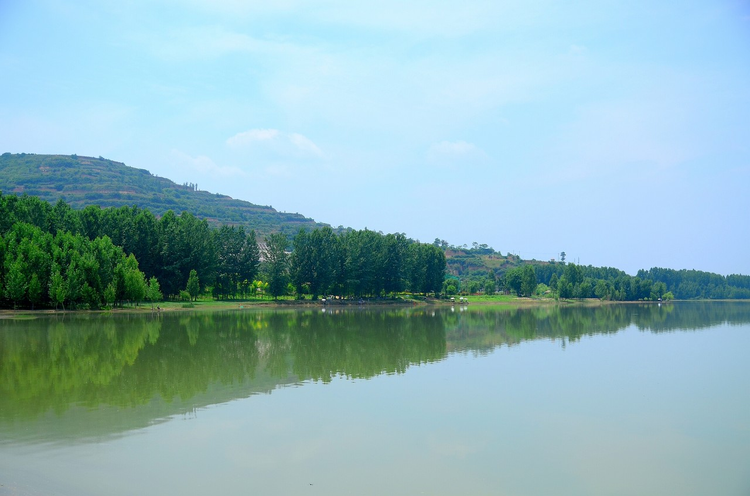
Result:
[0, 295, 692, 318]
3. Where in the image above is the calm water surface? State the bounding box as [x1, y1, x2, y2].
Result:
[1, 302, 749, 495]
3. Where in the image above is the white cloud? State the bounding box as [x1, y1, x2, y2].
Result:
[145, 0, 522, 38]
[427, 140, 488, 166]
[226, 129, 280, 146]
[134, 25, 312, 62]
[226, 129, 324, 158]
[541, 97, 695, 184]
[567, 44, 588, 57]
[170, 150, 247, 178]
[288, 133, 323, 157]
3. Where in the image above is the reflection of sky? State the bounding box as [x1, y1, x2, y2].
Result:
[2, 324, 749, 495]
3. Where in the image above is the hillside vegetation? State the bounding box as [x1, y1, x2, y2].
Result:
[437, 241, 750, 300]
[2, 153, 748, 303]
[0, 153, 327, 237]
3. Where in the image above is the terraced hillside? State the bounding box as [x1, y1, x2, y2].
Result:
[0, 153, 328, 237]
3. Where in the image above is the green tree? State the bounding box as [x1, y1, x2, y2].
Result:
[577, 280, 592, 299]
[443, 277, 460, 296]
[291, 229, 313, 297]
[407, 243, 445, 295]
[28, 273, 42, 310]
[64, 261, 84, 308]
[594, 279, 609, 299]
[564, 263, 583, 287]
[549, 273, 559, 290]
[4, 258, 27, 309]
[214, 225, 259, 299]
[104, 282, 116, 308]
[520, 265, 537, 297]
[650, 281, 667, 301]
[262, 234, 289, 299]
[423, 244, 446, 295]
[382, 233, 408, 295]
[186, 269, 200, 302]
[504, 267, 523, 296]
[147, 276, 163, 308]
[263, 234, 289, 299]
[123, 255, 147, 305]
[557, 275, 573, 299]
[343, 229, 383, 297]
[49, 265, 67, 310]
[291, 227, 342, 299]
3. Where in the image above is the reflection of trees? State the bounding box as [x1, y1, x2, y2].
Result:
[0, 309, 446, 422]
[0, 314, 161, 418]
[288, 310, 446, 382]
[441, 302, 750, 353]
[1, 302, 748, 427]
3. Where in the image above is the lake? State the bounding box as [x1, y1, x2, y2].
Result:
[1, 302, 749, 495]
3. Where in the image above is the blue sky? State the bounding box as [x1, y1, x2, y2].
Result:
[1, 0, 749, 275]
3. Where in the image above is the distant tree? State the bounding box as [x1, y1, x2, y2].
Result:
[534, 283, 550, 297]
[594, 279, 609, 299]
[557, 275, 573, 299]
[443, 277, 459, 296]
[560, 251, 566, 263]
[504, 267, 523, 296]
[564, 263, 583, 287]
[520, 265, 537, 297]
[253, 279, 270, 299]
[650, 281, 667, 301]
[549, 273, 559, 290]
[577, 280, 592, 299]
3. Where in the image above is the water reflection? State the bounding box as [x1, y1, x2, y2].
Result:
[1, 302, 748, 442]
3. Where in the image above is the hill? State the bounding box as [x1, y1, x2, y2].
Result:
[0, 153, 328, 237]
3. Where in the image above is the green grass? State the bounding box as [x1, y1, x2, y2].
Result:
[463, 294, 519, 303]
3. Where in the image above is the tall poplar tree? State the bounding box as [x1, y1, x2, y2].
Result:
[263, 233, 289, 299]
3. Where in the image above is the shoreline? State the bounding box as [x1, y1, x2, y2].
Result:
[0, 296, 703, 318]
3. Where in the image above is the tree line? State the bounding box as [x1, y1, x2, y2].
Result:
[473, 262, 750, 300]
[0, 194, 445, 309]
[0, 221, 159, 310]
[290, 228, 445, 299]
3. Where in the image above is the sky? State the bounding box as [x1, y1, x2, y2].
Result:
[1, 0, 749, 276]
